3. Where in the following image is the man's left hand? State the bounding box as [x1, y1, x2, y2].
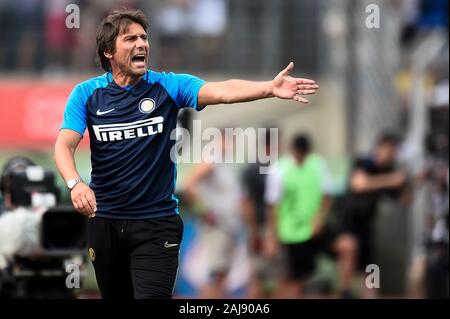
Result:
[272, 62, 319, 104]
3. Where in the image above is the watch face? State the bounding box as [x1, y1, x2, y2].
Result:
[68, 180, 78, 189]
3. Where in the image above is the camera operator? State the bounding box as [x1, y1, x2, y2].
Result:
[0, 156, 82, 298]
[0, 157, 45, 297]
[0, 157, 44, 270]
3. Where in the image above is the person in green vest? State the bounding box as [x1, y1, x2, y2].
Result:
[264, 134, 357, 298]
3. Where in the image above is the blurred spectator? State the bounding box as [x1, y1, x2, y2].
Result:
[409, 134, 448, 299]
[398, 0, 420, 46]
[71, 1, 105, 71]
[420, 68, 449, 299]
[44, 0, 78, 72]
[428, 69, 449, 161]
[0, 0, 143, 73]
[264, 134, 336, 298]
[337, 133, 409, 298]
[18, 0, 46, 72]
[188, 0, 227, 71]
[154, 0, 190, 71]
[184, 133, 244, 298]
[189, 0, 227, 37]
[400, 0, 449, 46]
[0, 0, 45, 72]
[241, 129, 278, 298]
[423, 160, 449, 299]
[418, 0, 449, 30]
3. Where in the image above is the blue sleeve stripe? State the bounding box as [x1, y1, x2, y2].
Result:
[61, 73, 110, 136]
[147, 70, 206, 111]
[189, 78, 206, 111]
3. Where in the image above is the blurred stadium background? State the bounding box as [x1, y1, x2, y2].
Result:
[0, 0, 448, 299]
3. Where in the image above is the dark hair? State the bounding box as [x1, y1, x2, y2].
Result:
[292, 134, 312, 154]
[96, 8, 149, 72]
[376, 132, 400, 147]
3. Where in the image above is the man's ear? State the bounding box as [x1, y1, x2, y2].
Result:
[104, 51, 113, 59]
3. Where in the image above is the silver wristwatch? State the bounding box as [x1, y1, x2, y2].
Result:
[67, 179, 83, 192]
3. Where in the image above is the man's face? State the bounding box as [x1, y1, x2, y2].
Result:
[292, 149, 305, 164]
[108, 22, 149, 77]
[375, 143, 397, 167]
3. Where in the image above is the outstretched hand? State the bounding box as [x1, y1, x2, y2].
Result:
[272, 62, 319, 104]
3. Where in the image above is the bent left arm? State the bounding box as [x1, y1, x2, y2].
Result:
[198, 62, 319, 107]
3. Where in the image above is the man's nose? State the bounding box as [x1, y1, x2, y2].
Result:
[136, 38, 148, 49]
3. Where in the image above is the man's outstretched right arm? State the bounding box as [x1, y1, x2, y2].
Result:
[54, 129, 96, 218]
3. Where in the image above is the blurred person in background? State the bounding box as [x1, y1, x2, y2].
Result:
[264, 134, 337, 298]
[337, 133, 409, 298]
[71, 1, 108, 72]
[188, 0, 227, 71]
[44, 0, 78, 72]
[422, 157, 449, 299]
[154, 0, 190, 71]
[53, 8, 318, 299]
[418, 0, 449, 30]
[184, 133, 244, 298]
[408, 133, 448, 299]
[0, 0, 45, 72]
[399, 0, 449, 46]
[241, 128, 278, 298]
[16, 0, 45, 72]
[0, 0, 18, 71]
[409, 69, 448, 299]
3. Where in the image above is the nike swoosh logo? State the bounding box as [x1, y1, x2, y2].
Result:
[96, 108, 115, 116]
[164, 241, 179, 248]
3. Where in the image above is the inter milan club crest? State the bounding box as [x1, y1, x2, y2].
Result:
[139, 98, 156, 114]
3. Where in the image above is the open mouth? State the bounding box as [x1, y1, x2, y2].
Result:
[131, 54, 146, 67]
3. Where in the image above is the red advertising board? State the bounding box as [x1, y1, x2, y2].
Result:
[0, 80, 90, 149]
